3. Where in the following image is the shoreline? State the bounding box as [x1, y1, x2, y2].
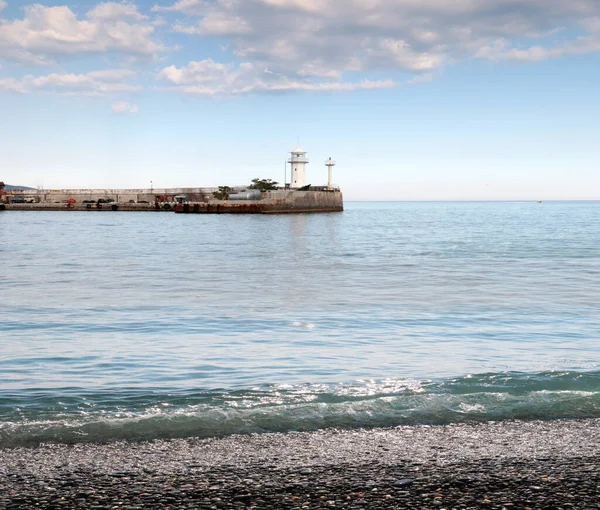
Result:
[1, 419, 599, 508]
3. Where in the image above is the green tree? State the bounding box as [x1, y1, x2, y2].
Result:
[248, 178, 279, 192]
[213, 186, 232, 200]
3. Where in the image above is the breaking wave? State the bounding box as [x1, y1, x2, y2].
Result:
[1, 371, 599, 447]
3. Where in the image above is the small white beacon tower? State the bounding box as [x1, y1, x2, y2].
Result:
[325, 157, 336, 190]
[288, 142, 309, 188]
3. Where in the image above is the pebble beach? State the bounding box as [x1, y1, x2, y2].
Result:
[1, 419, 599, 509]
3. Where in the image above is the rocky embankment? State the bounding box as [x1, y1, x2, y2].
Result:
[1, 419, 599, 509]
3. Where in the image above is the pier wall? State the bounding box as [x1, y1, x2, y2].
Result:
[4, 188, 215, 204]
[4, 203, 159, 212]
[176, 190, 344, 214]
[259, 190, 343, 212]
[2, 189, 344, 214]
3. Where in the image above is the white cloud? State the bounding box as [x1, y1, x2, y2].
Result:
[30, 70, 140, 94]
[159, 59, 228, 85]
[111, 101, 139, 114]
[0, 4, 164, 65]
[0, 1, 6, 16]
[155, 0, 600, 91]
[159, 58, 397, 95]
[378, 39, 443, 71]
[476, 33, 600, 62]
[88, 2, 147, 21]
[152, 16, 167, 27]
[174, 12, 251, 36]
[0, 69, 140, 96]
[152, 0, 209, 16]
[86, 69, 138, 82]
[407, 73, 434, 86]
[3, 0, 600, 100]
[0, 77, 25, 93]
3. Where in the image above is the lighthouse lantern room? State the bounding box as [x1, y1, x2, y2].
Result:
[288, 143, 309, 188]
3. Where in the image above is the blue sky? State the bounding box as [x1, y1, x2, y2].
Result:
[1, 0, 599, 200]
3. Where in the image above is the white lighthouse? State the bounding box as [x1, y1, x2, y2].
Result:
[288, 143, 309, 188]
[325, 157, 336, 190]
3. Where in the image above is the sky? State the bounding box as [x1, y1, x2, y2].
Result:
[1, 0, 599, 200]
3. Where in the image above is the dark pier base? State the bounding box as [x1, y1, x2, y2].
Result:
[175, 203, 344, 214]
[175, 190, 344, 214]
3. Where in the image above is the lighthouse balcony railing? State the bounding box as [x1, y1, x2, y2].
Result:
[288, 156, 309, 163]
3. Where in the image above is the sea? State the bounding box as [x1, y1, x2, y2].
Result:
[1, 201, 599, 447]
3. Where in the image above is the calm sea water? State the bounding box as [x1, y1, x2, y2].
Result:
[1, 202, 599, 446]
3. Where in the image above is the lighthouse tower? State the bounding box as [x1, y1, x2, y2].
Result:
[325, 157, 336, 190]
[288, 143, 309, 188]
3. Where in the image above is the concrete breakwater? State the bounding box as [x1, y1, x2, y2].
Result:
[2, 189, 344, 213]
[175, 190, 344, 214]
[2, 187, 214, 205]
[3, 202, 161, 212]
